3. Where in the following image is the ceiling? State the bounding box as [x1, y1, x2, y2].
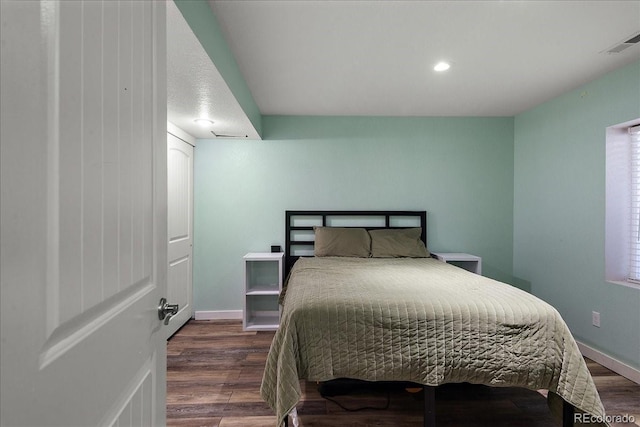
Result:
[166, 1, 260, 140]
[168, 1, 640, 138]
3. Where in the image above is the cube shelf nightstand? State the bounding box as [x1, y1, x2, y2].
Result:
[243, 252, 284, 331]
[432, 252, 482, 275]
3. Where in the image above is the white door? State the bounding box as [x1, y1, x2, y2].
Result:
[0, 1, 168, 426]
[166, 133, 194, 337]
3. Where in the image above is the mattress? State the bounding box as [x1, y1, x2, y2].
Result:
[260, 257, 607, 426]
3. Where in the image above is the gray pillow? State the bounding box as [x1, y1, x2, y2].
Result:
[369, 228, 429, 258]
[314, 227, 371, 257]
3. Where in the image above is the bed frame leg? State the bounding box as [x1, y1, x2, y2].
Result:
[562, 400, 574, 427]
[423, 386, 436, 427]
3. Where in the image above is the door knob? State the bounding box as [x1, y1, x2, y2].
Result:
[158, 298, 179, 325]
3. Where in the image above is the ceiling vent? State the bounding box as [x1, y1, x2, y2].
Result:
[604, 31, 640, 54]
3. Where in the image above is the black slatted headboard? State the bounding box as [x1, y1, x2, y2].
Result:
[285, 210, 427, 277]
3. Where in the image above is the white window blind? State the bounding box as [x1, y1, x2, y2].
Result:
[629, 125, 640, 282]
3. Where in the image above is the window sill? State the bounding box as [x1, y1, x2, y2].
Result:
[607, 279, 640, 290]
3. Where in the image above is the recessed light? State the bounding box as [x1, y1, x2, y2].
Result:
[194, 118, 214, 127]
[434, 62, 451, 72]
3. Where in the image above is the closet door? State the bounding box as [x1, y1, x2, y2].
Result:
[166, 133, 194, 337]
[0, 1, 168, 426]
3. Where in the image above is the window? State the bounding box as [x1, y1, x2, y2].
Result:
[605, 119, 640, 288]
[629, 125, 640, 282]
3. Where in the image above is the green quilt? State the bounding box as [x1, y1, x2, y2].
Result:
[260, 257, 607, 426]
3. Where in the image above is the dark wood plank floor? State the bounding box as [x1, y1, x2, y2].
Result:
[167, 320, 640, 427]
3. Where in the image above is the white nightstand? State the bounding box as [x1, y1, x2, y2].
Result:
[432, 252, 482, 275]
[243, 252, 284, 331]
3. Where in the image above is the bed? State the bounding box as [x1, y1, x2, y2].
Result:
[260, 210, 607, 427]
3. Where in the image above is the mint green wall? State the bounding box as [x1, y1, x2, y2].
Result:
[194, 116, 514, 312]
[514, 60, 640, 369]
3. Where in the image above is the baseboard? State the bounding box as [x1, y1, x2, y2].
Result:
[194, 310, 243, 320]
[577, 341, 640, 384]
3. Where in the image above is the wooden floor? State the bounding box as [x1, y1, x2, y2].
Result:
[167, 320, 640, 427]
